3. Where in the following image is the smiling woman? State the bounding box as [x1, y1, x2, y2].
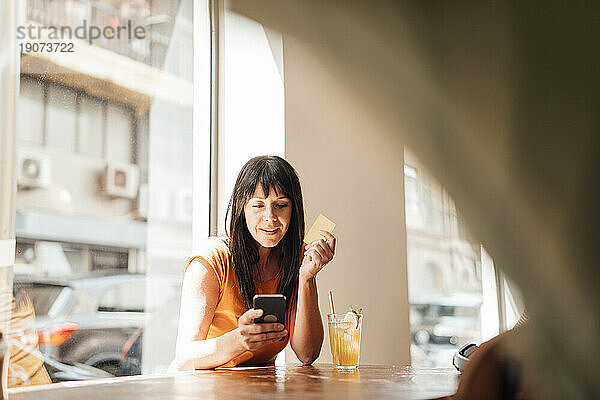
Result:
[172, 156, 337, 370]
[245, 187, 292, 249]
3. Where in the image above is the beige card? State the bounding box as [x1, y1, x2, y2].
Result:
[304, 214, 336, 244]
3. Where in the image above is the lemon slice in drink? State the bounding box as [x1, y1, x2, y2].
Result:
[344, 311, 358, 329]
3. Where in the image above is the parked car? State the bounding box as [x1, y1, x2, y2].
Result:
[120, 327, 143, 376]
[410, 294, 481, 346]
[409, 294, 482, 367]
[15, 271, 147, 380]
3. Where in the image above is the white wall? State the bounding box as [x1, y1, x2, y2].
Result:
[283, 37, 411, 365]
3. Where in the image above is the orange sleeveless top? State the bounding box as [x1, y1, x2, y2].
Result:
[186, 237, 295, 368]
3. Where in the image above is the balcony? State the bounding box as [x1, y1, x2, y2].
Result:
[26, 0, 171, 68]
[20, 0, 193, 115]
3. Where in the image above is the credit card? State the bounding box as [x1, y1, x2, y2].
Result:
[304, 214, 336, 244]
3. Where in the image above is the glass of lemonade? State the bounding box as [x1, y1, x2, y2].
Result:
[328, 312, 363, 369]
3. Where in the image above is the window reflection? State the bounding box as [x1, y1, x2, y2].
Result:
[13, 0, 194, 385]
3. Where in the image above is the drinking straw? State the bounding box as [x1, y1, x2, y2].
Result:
[328, 290, 335, 315]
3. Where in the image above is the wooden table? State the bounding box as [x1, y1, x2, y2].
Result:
[8, 364, 459, 400]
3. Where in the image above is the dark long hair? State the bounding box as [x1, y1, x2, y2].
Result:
[225, 156, 305, 309]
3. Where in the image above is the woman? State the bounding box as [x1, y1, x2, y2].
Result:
[172, 156, 336, 369]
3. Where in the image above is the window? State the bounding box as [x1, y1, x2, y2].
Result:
[405, 149, 484, 367]
[405, 149, 525, 368]
[97, 280, 146, 313]
[13, 283, 65, 317]
[10, 0, 201, 383]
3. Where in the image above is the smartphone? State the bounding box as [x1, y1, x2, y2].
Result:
[253, 294, 286, 325]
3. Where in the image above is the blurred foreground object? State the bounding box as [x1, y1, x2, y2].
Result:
[1, 333, 8, 399]
[7, 291, 51, 387]
[230, 1, 600, 399]
[448, 326, 533, 400]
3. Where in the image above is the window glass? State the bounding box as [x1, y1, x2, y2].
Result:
[405, 149, 484, 367]
[14, 284, 65, 317]
[13, 0, 198, 384]
[97, 281, 146, 313]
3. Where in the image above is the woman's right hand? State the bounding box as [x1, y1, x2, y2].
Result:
[237, 309, 287, 351]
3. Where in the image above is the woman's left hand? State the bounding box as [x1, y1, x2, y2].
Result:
[299, 231, 336, 282]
